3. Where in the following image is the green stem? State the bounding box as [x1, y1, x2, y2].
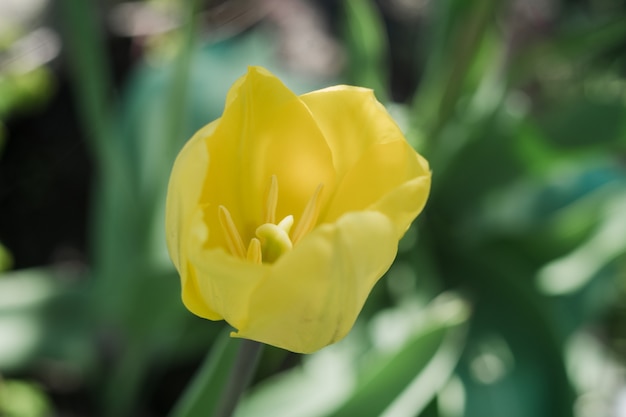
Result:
[214, 340, 264, 417]
[168, 333, 264, 417]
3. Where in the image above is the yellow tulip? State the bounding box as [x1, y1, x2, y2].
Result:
[165, 66, 431, 353]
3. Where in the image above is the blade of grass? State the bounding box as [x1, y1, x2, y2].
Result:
[57, 0, 137, 275]
[342, 0, 389, 101]
[57, 0, 116, 163]
[410, 0, 502, 143]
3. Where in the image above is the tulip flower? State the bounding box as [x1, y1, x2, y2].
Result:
[165, 66, 431, 353]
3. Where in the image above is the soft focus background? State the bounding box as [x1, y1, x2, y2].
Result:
[1, 0, 626, 416]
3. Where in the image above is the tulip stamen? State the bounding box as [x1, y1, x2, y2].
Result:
[218, 205, 246, 259]
[291, 184, 324, 245]
[220, 177, 323, 263]
[247, 238, 263, 264]
[264, 174, 279, 224]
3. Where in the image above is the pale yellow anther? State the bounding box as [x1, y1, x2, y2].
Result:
[218, 205, 246, 258]
[292, 184, 324, 245]
[264, 175, 279, 224]
[247, 238, 262, 264]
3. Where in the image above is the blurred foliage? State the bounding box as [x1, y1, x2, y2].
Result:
[0, 26, 57, 120]
[0, 379, 51, 417]
[1, 0, 626, 416]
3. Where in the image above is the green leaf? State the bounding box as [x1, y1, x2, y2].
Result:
[0, 241, 12, 272]
[425, 222, 576, 417]
[57, 0, 115, 161]
[326, 295, 468, 417]
[341, 0, 389, 100]
[537, 96, 626, 149]
[0, 268, 65, 370]
[510, 19, 626, 84]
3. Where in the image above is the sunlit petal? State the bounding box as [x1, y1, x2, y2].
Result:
[301, 86, 402, 178]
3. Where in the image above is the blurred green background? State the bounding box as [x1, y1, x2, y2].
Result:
[1, 0, 626, 416]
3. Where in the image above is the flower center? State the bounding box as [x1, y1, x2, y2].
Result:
[218, 175, 323, 264]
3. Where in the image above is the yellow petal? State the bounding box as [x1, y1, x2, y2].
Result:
[165, 121, 221, 319]
[202, 67, 336, 243]
[370, 161, 431, 237]
[232, 211, 397, 353]
[300, 86, 402, 178]
[323, 140, 431, 238]
[188, 241, 270, 328]
[301, 85, 430, 236]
